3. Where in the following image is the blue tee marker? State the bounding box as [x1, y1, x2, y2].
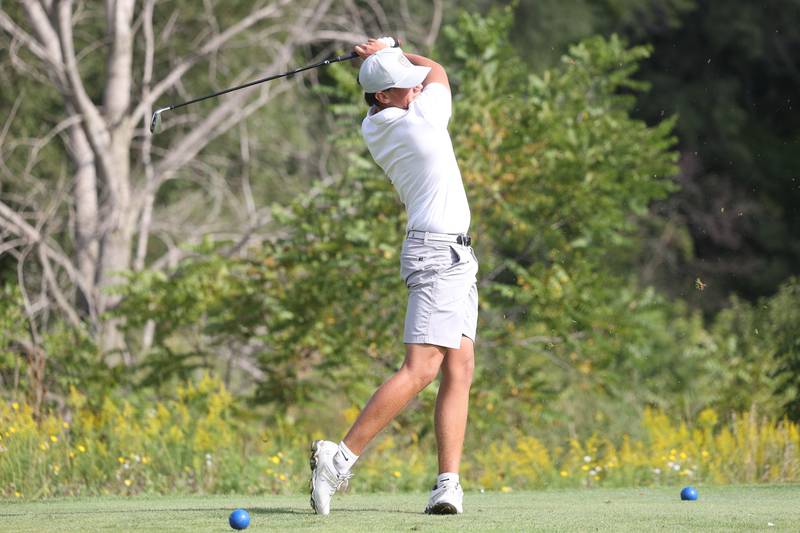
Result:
[229, 508, 250, 530]
[680, 486, 699, 501]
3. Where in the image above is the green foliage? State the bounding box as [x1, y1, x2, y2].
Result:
[708, 278, 800, 420]
[0, 283, 112, 406]
[0, 375, 310, 497]
[768, 280, 800, 419]
[0, 285, 25, 394]
[440, 9, 686, 438]
[488, 0, 698, 68]
[3, 388, 798, 498]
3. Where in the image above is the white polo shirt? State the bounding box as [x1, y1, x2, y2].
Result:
[361, 83, 471, 234]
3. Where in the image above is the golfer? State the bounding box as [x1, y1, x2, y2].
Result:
[310, 37, 478, 515]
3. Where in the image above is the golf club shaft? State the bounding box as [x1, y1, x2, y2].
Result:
[151, 38, 400, 133]
[166, 51, 359, 113]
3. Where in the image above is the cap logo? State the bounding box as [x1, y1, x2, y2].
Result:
[397, 54, 412, 68]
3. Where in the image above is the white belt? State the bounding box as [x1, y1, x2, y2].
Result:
[406, 230, 472, 246]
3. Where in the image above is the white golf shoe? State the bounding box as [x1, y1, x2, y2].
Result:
[309, 440, 352, 515]
[424, 478, 464, 514]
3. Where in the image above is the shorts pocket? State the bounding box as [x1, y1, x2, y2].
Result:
[448, 244, 462, 264]
[400, 241, 457, 286]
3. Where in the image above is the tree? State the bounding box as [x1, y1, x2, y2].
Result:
[475, 0, 800, 310]
[0, 0, 444, 357]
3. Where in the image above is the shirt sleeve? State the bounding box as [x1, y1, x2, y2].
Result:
[411, 82, 452, 128]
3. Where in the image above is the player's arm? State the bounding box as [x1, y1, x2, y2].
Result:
[404, 53, 450, 91]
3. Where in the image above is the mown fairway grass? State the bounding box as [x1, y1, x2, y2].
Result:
[1, 485, 798, 532]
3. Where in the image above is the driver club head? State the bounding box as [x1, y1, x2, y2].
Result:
[150, 107, 169, 134]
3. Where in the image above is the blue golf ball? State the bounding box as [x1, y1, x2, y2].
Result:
[229, 508, 250, 530]
[680, 486, 698, 501]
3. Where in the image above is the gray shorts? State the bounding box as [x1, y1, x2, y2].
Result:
[400, 237, 479, 349]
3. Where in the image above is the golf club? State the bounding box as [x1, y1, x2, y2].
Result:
[150, 38, 400, 134]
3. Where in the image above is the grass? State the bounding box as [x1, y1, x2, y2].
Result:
[0, 485, 798, 532]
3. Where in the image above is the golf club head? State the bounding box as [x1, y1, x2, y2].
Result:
[149, 108, 169, 134]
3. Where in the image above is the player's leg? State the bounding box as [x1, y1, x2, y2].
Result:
[343, 342, 446, 454]
[425, 335, 473, 515]
[310, 342, 445, 515]
[435, 335, 474, 473]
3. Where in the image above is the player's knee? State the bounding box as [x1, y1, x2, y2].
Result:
[402, 362, 440, 390]
[448, 351, 474, 383]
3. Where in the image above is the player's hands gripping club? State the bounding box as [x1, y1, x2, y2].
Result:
[354, 37, 396, 59]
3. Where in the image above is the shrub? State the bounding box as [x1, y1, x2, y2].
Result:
[2, 377, 798, 498]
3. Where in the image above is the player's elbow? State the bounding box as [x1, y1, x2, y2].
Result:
[424, 64, 450, 89]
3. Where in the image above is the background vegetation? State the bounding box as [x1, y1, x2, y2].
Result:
[1, 1, 798, 497]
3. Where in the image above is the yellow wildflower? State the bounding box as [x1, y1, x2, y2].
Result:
[39, 442, 48, 451]
[14, 491, 21, 498]
[11, 402, 19, 411]
[9, 427, 16, 434]
[581, 464, 590, 471]
[270, 455, 280, 464]
[50, 435, 58, 443]
[118, 456, 126, 464]
[69, 452, 76, 459]
[393, 471, 402, 478]
[560, 470, 569, 477]
[63, 422, 70, 429]
[142, 456, 150, 464]
[124, 479, 132, 487]
[679, 452, 688, 460]
[500, 486, 513, 493]
[77, 444, 86, 453]
[278, 474, 287, 481]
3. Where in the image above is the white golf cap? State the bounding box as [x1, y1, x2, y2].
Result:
[358, 47, 431, 93]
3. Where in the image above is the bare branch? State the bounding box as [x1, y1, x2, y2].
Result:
[0, 238, 26, 257]
[17, 243, 43, 346]
[135, 0, 157, 272]
[152, 78, 291, 188]
[0, 95, 23, 153]
[131, 0, 294, 124]
[21, 114, 83, 183]
[18, 1, 69, 88]
[424, 0, 444, 51]
[238, 121, 256, 220]
[38, 245, 82, 327]
[55, 0, 113, 180]
[364, 0, 390, 31]
[0, 200, 93, 306]
[0, 7, 51, 67]
[103, 0, 135, 125]
[150, 0, 337, 187]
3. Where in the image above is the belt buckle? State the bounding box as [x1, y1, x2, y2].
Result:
[457, 234, 471, 246]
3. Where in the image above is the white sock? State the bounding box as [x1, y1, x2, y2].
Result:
[333, 440, 359, 474]
[437, 472, 459, 487]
